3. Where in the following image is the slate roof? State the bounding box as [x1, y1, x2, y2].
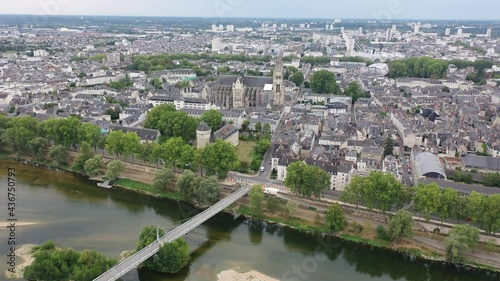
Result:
[197, 122, 211, 132]
[110, 125, 160, 142]
[462, 155, 500, 172]
[419, 178, 500, 196]
[212, 124, 238, 141]
[216, 75, 273, 88]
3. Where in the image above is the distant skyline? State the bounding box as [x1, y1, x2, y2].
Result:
[1, 0, 500, 20]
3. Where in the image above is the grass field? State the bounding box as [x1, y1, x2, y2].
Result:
[235, 140, 257, 162]
[115, 178, 183, 200]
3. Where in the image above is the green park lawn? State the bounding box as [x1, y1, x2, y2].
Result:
[235, 140, 257, 163]
[115, 178, 183, 200]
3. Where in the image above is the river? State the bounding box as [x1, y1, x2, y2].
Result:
[0, 160, 498, 281]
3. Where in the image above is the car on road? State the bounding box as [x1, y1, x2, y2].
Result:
[260, 166, 265, 173]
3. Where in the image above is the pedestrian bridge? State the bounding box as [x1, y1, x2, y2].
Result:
[93, 186, 251, 281]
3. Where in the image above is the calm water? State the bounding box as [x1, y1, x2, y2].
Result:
[0, 160, 498, 281]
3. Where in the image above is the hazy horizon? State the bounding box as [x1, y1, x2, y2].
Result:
[1, 0, 499, 21]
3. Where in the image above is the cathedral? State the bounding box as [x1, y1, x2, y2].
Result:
[202, 55, 286, 109]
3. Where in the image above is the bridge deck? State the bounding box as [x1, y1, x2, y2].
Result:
[93, 186, 250, 281]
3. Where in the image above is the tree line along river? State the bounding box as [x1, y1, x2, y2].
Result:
[0, 160, 498, 281]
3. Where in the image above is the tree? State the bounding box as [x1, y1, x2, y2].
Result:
[263, 123, 271, 135]
[310, 70, 341, 94]
[145, 239, 190, 273]
[177, 170, 200, 201]
[106, 131, 126, 157]
[451, 171, 473, 184]
[466, 191, 485, 225]
[144, 104, 198, 143]
[122, 132, 141, 160]
[84, 155, 105, 177]
[482, 173, 500, 188]
[161, 137, 185, 170]
[152, 168, 175, 191]
[28, 137, 48, 160]
[289, 71, 304, 87]
[139, 142, 159, 164]
[389, 61, 408, 78]
[414, 183, 441, 221]
[266, 196, 281, 213]
[286, 201, 297, 217]
[388, 210, 414, 242]
[201, 110, 224, 132]
[444, 224, 480, 263]
[341, 176, 365, 207]
[150, 77, 163, 89]
[325, 203, 347, 233]
[341, 172, 410, 211]
[383, 135, 394, 157]
[48, 145, 69, 166]
[345, 81, 369, 103]
[23, 241, 116, 281]
[179, 144, 195, 169]
[136, 225, 165, 251]
[3, 117, 38, 152]
[249, 185, 265, 216]
[201, 140, 238, 180]
[72, 250, 117, 281]
[480, 194, 500, 234]
[105, 160, 126, 182]
[438, 188, 460, 223]
[242, 119, 251, 131]
[197, 177, 222, 206]
[73, 142, 94, 172]
[255, 122, 262, 133]
[192, 148, 205, 176]
[78, 123, 101, 151]
[285, 161, 331, 198]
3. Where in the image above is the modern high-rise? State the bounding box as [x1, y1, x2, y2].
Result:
[445, 28, 451, 36]
[386, 29, 392, 41]
[414, 23, 420, 34]
[212, 38, 222, 52]
[487, 28, 492, 37]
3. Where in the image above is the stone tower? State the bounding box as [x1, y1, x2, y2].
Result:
[273, 53, 285, 106]
[196, 122, 212, 149]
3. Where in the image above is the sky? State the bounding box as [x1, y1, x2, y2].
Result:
[0, 0, 499, 20]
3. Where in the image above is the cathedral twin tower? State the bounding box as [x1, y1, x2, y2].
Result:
[202, 54, 287, 109]
[273, 53, 286, 106]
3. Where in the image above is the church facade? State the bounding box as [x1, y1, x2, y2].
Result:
[202, 56, 286, 109]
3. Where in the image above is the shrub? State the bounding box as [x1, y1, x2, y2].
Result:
[377, 225, 390, 241]
[350, 222, 364, 234]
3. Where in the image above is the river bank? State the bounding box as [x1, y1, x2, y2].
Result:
[4, 244, 34, 280]
[3, 152, 500, 274]
[217, 269, 279, 281]
[0, 222, 38, 228]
